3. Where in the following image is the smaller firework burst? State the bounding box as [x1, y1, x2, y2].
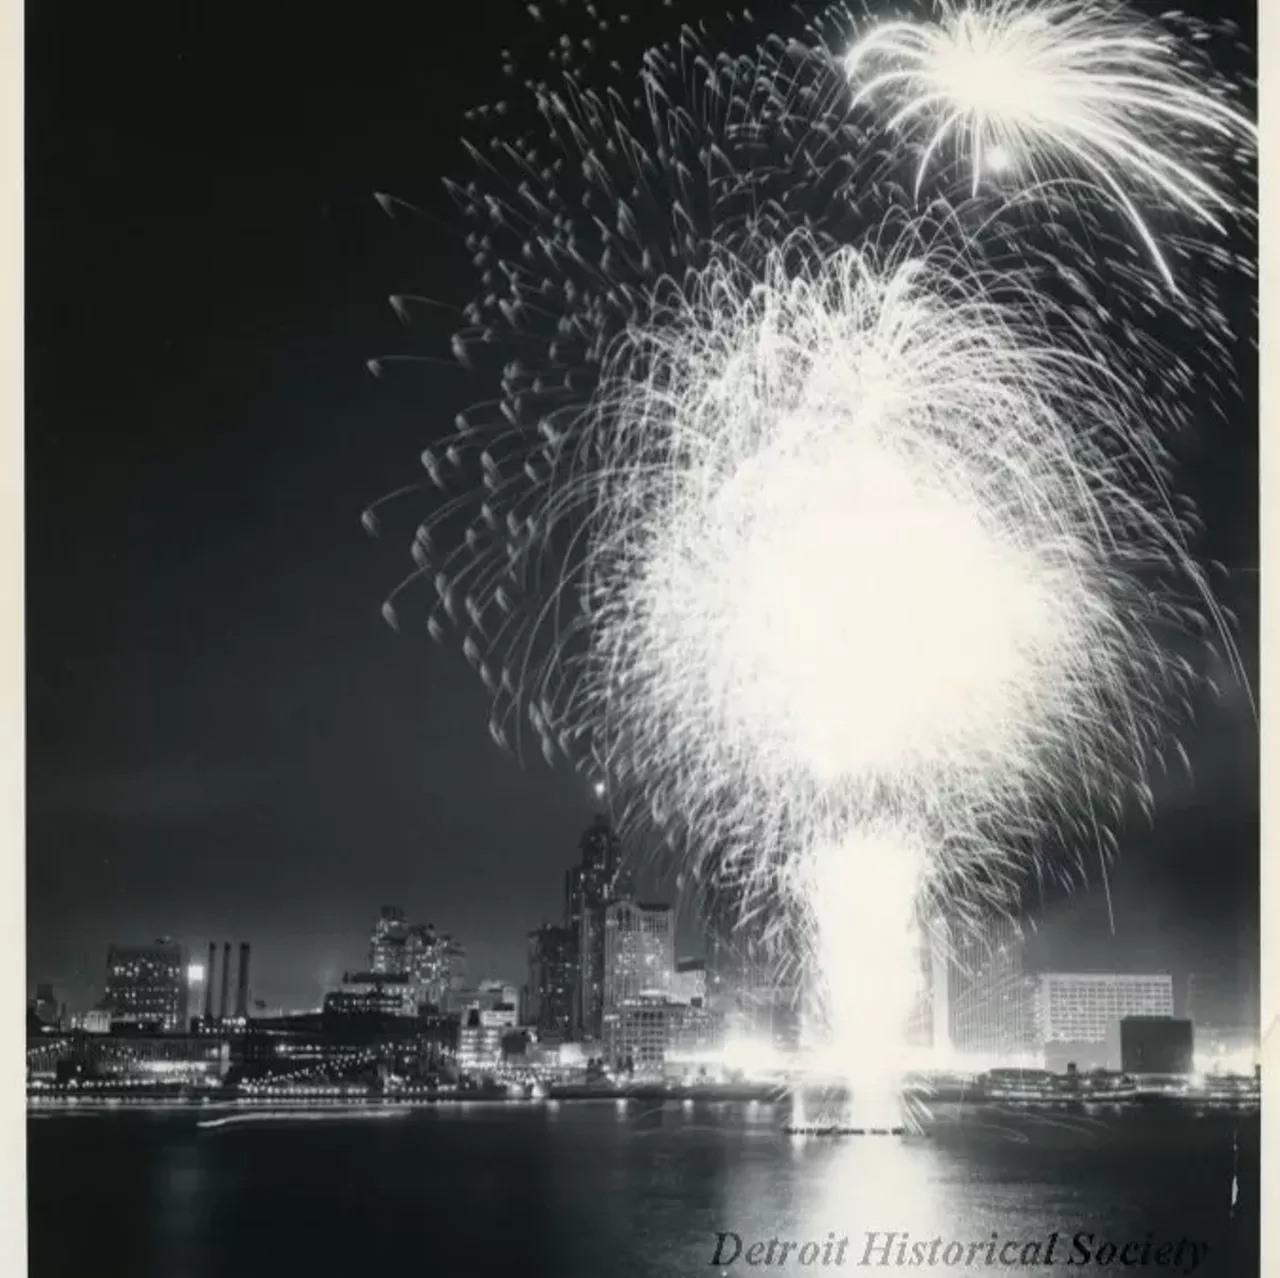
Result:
[844, 0, 1256, 291]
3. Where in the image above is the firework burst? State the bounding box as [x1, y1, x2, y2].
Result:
[580, 237, 1207, 897]
[844, 0, 1256, 291]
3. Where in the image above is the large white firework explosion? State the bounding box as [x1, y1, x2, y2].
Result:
[587, 238, 1177, 825]
[575, 235, 1213, 1112]
[369, 0, 1253, 1116]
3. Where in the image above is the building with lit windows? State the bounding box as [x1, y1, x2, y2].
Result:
[527, 924, 576, 1036]
[407, 925, 466, 1010]
[942, 917, 1034, 1064]
[1034, 973, 1174, 1070]
[324, 972, 417, 1019]
[457, 1008, 505, 1073]
[667, 1002, 723, 1065]
[573, 814, 625, 1038]
[369, 906, 411, 974]
[672, 958, 707, 1007]
[602, 997, 677, 1074]
[448, 981, 519, 1026]
[604, 901, 674, 1008]
[105, 940, 188, 1031]
[702, 893, 801, 1055]
[368, 908, 466, 1010]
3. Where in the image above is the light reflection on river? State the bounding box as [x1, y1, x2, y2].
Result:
[28, 1100, 1256, 1278]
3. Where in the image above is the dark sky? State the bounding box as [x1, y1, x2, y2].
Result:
[26, 0, 1257, 1016]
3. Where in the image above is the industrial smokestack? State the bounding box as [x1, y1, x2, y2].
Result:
[219, 942, 232, 1020]
[235, 943, 250, 1020]
[203, 941, 217, 1020]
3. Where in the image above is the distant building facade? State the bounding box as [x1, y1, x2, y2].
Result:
[448, 980, 519, 1027]
[704, 887, 800, 1054]
[1034, 973, 1174, 1070]
[324, 972, 417, 1019]
[367, 907, 465, 1010]
[527, 924, 576, 1036]
[1120, 1017, 1194, 1076]
[604, 900, 674, 1009]
[672, 958, 707, 1007]
[572, 815, 625, 1038]
[369, 906, 410, 974]
[943, 917, 1034, 1063]
[105, 940, 188, 1031]
[458, 1007, 505, 1073]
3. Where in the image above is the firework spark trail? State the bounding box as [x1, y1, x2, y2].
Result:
[368, 0, 1254, 1108]
[844, 0, 1256, 292]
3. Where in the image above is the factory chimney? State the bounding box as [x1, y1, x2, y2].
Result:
[219, 942, 232, 1020]
[203, 941, 217, 1021]
[235, 943, 251, 1020]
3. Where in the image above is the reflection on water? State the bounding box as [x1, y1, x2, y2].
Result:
[29, 1102, 1256, 1278]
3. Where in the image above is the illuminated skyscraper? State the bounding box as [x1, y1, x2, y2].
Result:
[527, 924, 576, 1037]
[603, 901, 674, 1008]
[572, 814, 624, 1038]
[369, 906, 410, 975]
[944, 916, 1033, 1063]
[407, 925, 466, 1010]
[105, 940, 188, 1031]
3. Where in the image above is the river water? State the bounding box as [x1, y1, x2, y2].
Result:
[27, 1101, 1258, 1277]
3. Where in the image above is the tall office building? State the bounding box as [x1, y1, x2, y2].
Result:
[573, 814, 625, 1038]
[1034, 972, 1174, 1070]
[603, 901, 675, 1008]
[105, 940, 188, 1031]
[564, 865, 585, 937]
[369, 906, 411, 975]
[945, 916, 1033, 1063]
[368, 909, 465, 1009]
[407, 925, 466, 1010]
[527, 924, 576, 1037]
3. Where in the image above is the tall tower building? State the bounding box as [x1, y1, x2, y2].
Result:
[406, 924, 466, 1010]
[370, 906, 411, 975]
[945, 915, 1032, 1064]
[573, 814, 624, 1038]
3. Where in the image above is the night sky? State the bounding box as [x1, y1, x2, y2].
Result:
[27, 0, 1258, 1017]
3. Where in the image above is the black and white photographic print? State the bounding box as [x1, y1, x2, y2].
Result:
[22, 0, 1265, 1275]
